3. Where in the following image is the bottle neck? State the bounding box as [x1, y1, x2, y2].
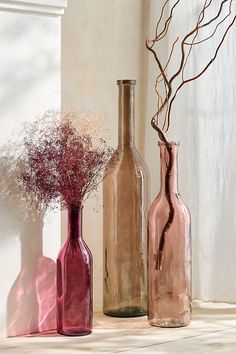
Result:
[159, 142, 179, 195]
[118, 81, 135, 148]
[67, 205, 83, 241]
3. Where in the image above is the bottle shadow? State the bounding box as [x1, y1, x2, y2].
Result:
[7, 215, 56, 336]
[0, 142, 56, 336]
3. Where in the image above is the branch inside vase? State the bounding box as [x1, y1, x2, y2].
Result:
[156, 146, 174, 270]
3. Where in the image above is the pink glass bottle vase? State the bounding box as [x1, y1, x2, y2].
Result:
[148, 142, 191, 328]
[57, 205, 92, 336]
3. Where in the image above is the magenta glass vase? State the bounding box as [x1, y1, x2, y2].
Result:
[148, 142, 191, 327]
[57, 205, 92, 336]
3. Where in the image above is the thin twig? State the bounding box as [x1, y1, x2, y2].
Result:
[156, 0, 181, 42]
[185, 0, 233, 46]
[154, 0, 170, 43]
[166, 15, 236, 128]
[182, 0, 209, 81]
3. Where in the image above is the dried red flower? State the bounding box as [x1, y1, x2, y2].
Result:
[18, 110, 114, 209]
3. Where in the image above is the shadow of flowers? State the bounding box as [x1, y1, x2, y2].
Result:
[0, 140, 56, 336]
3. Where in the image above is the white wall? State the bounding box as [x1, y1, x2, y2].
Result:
[0, 1, 66, 337]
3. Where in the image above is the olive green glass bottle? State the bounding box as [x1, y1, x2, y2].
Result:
[103, 79, 150, 317]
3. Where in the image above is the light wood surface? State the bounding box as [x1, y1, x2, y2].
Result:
[1, 301, 236, 353]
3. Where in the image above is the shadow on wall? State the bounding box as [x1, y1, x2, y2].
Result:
[0, 142, 56, 336]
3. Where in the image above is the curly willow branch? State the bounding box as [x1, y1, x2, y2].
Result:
[147, 0, 235, 138]
[147, 0, 235, 269]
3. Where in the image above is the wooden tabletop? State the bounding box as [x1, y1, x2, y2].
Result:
[1, 301, 236, 353]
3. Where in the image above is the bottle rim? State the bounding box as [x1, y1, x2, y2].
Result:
[117, 79, 136, 85]
[158, 141, 180, 146]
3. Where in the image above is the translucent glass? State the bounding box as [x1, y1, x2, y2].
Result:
[57, 206, 92, 335]
[103, 80, 150, 317]
[148, 142, 191, 327]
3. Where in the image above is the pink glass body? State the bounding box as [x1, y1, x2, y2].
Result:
[57, 205, 92, 336]
[148, 142, 191, 327]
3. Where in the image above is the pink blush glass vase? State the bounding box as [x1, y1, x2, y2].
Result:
[57, 205, 93, 336]
[148, 142, 191, 328]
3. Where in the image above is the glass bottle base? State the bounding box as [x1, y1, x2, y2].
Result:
[104, 306, 147, 318]
[149, 318, 190, 328]
[57, 327, 92, 336]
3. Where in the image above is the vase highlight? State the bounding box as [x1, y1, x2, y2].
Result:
[148, 142, 191, 327]
[103, 79, 150, 317]
[57, 205, 92, 335]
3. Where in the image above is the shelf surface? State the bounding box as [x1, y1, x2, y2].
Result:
[1, 301, 236, 353]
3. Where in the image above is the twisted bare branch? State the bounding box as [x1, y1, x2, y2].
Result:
[166, 14, 236, 127]
[147, 0, 235, 139]
[185, 0, 233, 46]
[147, 0, 235, 273]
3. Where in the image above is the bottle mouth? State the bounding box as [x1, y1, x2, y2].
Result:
[158, 141, 180, 146]
[69, 204, 84, 210]
[117, 79, 136, 85]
